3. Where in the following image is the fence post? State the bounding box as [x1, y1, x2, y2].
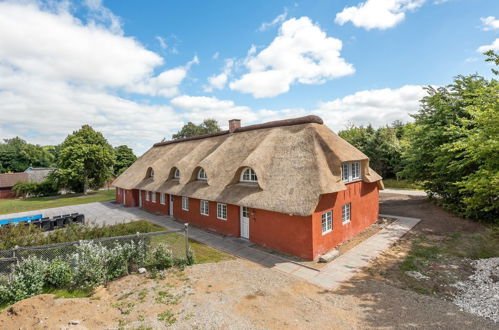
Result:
[184, 223, 189, 259]
[13, 245, 19, 266]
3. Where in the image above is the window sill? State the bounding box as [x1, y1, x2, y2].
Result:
[322, 229, 332, 235]
[342, 220, 351, 225]
[217, 217, 227, 221]
[201, 213, 209, 216]
[342, 179, 362, 184]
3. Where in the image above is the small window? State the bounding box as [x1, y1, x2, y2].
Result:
[174, 168, 180, 179]
[341, 162, 361, 183]
[182, 196, 189, 211]
[145, 191, 150, 202]
[197, 168, 207, 180]
[240, 168, 258, 182]
[217, 203, 227, 220]
[151, 192, 156, 203]
[342, 203, 351, 224]
[160, 193, 166, 205]
[241, 206, 249, 218]
[200, 200, 209, 216]
[146, 167, 154, 178]
[321, 211, 332, 234]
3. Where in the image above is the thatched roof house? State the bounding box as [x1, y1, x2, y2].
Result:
[113, 115, 382, 217]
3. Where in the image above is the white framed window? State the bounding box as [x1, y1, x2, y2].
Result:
[182, 196, 189, 211]
[151, 191, 156, 203]
[174, 168, 180, 179]
[160, 193, 166, 205]
[200, 200, 209, 216]
[145, 191, 150, 202]
[217, 203, 227, 220]
[197, 168, 207, 180]
[147, 167, 154, 178]
[241, 206, 249, 218]
[342, 203, 351, 224]
[321, 211, 332, 234]
[240, 167, 258, 182]
[341, 161, 361, 183]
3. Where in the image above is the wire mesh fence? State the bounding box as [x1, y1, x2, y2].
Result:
[0, 225, 190, 276]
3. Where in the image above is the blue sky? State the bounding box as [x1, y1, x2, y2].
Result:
[0, 0, 497, 154]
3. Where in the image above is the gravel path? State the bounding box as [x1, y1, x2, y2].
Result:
[452, 258, 499, 323]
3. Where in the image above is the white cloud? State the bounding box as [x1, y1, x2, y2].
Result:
[481, 16, 499, 31]
[155, 35, 168, 49]
[477, 38, 499, 53]
[0, 1, 197, 154]
[258, 8, 288, 31]
[170, 95, 258, 124]
[212, 52, 220, 60]
[314, 85, 426, 131]
[203, 59, 235, 92]
[230, 17, 354, 98]
[335, 0, 426, 30]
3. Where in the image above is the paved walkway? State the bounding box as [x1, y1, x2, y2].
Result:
[381, 188, 427, 196]
[0, 202, 420, 290]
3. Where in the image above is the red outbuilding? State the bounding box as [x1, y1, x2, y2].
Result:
[113, 116, 383, 260]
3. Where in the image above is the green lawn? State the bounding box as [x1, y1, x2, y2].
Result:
[383, 179, 424, 190]
[0, 189, 116, 215]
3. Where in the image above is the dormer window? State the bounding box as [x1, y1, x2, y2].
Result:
[173, 168, 180, 179]
[341, 161, 361, 183]
[240, 167, 258, 183]
[197, 168, 207, 180]
[146, 167, 154, 178]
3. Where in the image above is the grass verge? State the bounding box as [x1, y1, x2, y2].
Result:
[0, 189, 116, 215]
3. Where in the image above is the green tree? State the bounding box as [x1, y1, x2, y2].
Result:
[114, 145, 137, 175]
[57, 125, 115, 194]
[172, 119, 221, 139]
[0, 137, 55, 173]
[401, 54, 498, 222]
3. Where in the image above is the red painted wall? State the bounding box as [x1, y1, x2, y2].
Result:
[172, 196, 240, 237]
[312, 181, 379, 258]
[115, 181, 379, 261]
[0, 188, 15, 199]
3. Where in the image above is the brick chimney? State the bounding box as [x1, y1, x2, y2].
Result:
[229, 119, 241, 133]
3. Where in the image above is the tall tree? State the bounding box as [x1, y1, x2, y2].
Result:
[172, 119, 221, 139]
[0, 137, 55, 173]
[114, 145, 137, 175]
[57, 125, 115, 194]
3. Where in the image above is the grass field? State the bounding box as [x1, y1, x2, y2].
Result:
[383, 179, 423, 190]
[0, 189, 116, 215]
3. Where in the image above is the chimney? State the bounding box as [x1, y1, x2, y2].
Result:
[229, 119, 241, 133]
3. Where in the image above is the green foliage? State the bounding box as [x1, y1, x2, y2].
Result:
[45, 259, 73, 288]
[71, 242, 110, 289]
[151, 244, 173, 269]
[338, 122, 404, 178]
[0, 220, 163, 250]
[57, 125, 115, 193]
[12, 178, 59, 198]
[0, 137, 56, 173]
[114, 145, 137, 176]
[400, 69, 499, 222]
[6, 257, 49, 304]
[172, 119, 221, 140]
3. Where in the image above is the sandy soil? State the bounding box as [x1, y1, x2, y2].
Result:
[0, 193, 496, 329]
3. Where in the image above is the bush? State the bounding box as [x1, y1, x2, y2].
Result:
[71, 242, 109, 290]
[45, 259, 73, 288]
[151, 244, 173, 269]
[7, 256, 48, 303]
[12, 178, 58, 198]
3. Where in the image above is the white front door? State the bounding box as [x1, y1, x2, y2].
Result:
[240, 206, 250, 239]
[139, 190, 142, 207]
[169, 195, 174, 216]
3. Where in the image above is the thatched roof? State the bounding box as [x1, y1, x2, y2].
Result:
[113, 115, 383, 216]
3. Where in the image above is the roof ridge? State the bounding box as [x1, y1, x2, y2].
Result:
[153, 115, 323, 148]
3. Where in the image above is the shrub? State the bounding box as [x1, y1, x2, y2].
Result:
[45, 259, 73, 288]
[8, 256, 48, 303]
[186, 247, 195, 266]
[71, 242, 109, 290]
[12, 179, 58, 198]
[151, 244, 173, 269]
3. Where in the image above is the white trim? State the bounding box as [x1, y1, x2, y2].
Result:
[197, 168, 207, 180]
[160, 193, 166, 205]
[151, 191, 156, 203]
[240, 206, 249, 239]
[342, 203, 351, 224]
[341, 161, 361, 183]
[182, 196, 189, 211]
[240, 167, 258, 183]
[200, 200, 209, 216]
[169, 195, 174, 216]
[321, 211, 333, 234]
[173, 168, 180, 179]
[217, 203, 227, 220]
[145, 191, 150, 202]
